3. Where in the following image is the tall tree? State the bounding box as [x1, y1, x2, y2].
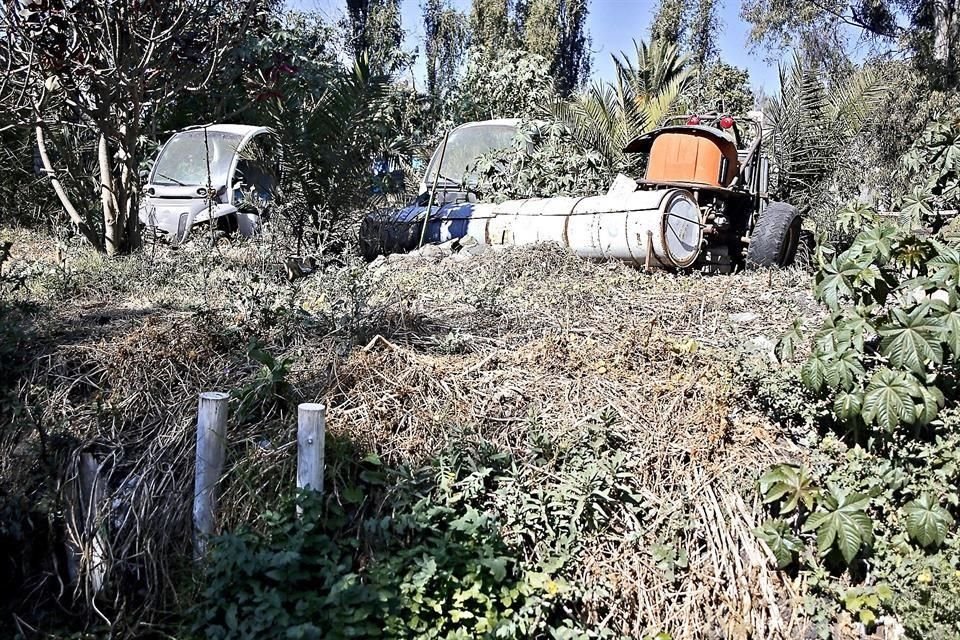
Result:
[345, 0, 404, 73]
[555, 39, 694, 171]
[650, 0, 687, 44]
[517, 0, 591, 95]
[687, 0, 718, 70]
[423, 0, 468, 100]
[741, 0, 960, 85]
[0, 0, 266, 254]
[519, 0, 559, 61]
[346, 0, 373, 58]
[556, 0, 591, 94]
[366, 0, 405, 73]
[469, 0, 515, 51]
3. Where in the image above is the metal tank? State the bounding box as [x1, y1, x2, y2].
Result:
[363, 188, 703, 268]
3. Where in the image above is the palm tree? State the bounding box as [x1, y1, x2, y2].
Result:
[553, 39, 694, 172]
[763, 53, 887, 209]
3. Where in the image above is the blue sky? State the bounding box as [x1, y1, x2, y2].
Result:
[289, 0, 786, 93]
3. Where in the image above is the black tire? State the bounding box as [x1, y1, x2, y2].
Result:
[747, 201, 802, 268]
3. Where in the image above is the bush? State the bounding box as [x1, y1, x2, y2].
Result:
[194, 440, 611, 639]
[756, 217, 960, 637]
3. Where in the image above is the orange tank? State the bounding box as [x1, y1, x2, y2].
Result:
[645, 131, 738, 188]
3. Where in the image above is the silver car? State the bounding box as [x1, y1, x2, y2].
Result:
[139, 124, 278, 244]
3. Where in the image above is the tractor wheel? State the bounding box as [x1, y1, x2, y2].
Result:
[746, 201, 802, 268]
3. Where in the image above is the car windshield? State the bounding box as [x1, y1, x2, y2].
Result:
[151, 131, 242, 187]
[424, 123, 518, 186]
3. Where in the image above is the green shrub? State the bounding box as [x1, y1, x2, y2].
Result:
[756, 217, 960, 637]
[193, 439, 614, 640]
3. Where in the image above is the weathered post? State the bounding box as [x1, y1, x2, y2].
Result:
[297, 403, 326, 496]
[193, 391, 229, 559]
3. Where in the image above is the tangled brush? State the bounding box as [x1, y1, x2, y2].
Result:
[1, 235, 822, 638]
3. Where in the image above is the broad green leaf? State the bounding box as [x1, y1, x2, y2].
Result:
[833, 390, 863, 424]
[759, 464, 818, 514]
[878, 304, 943, 374]
[801, 350, 833, 392]
[802, 488, 874, 564]
[754, 519, 803, 568]
[904, 494, 954, 548]
[814, 258, 859, 311]
[899, 189, 933, 226]
[915, 385, 945, 425]
[929, 241, 960, 287]
[776, 320, 803, 362]
[932, 299, 960, 360]
[832, 349, 866, 391]
[853, 224, 897, 263]
[862, 368, 918, 432]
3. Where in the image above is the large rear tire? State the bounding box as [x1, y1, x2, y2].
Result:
[746, 201, 801, 268]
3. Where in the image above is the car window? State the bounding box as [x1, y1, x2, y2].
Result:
[425, 124, 518, 185]
[152, 131, 241, 187]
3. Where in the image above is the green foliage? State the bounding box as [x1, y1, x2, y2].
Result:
[552, 38, 692, 176]
[423, 0, 468, 102]
[756, 210, 960, 635]
[194, 429, 636, 639]
[469, 0, 515, 52]
[694, 62, 753, 115]
[472, 121, 610, 199]
[841, 584, 892, 627]
[797, 222, 960, 437]
[516, 0, 591, 95]
[764, 55, 887, 214]
[759, 465, 874, 566]
[233, 341, 294, 424]
[446, 48, 556, 124]
[901, 115, 960, 231]
[802, 486, 874, 564]
[904, 494, 955, 548]
[759, 463, 817, 514]
[754, 519, 803, 568]
[257, 46, 403, 247]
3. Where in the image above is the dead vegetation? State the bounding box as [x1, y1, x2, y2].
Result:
[0, 231, 823, 637]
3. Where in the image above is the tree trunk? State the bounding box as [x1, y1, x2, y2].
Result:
[35, 123, 102, 251]
[934, 0, 952, 63]
[99, 133, 122, 255]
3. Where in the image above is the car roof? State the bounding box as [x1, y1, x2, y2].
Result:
[451, 119, 521, 132]
[180, 124, 271, 138]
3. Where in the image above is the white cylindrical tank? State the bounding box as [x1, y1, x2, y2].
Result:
[474, 188, 702, 267]
[367, 187, 703, 268]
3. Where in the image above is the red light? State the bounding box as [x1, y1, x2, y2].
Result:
[719, 115, 735, 129]
[687, 115, 701, 125]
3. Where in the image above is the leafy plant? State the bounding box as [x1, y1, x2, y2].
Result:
[904, 494, 955, 548]
[754, 519, 803, 568]
[802, 485, 874, 564]
[759, 463, 818, 514]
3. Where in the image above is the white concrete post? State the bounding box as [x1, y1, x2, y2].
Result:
[297, 403, 326, 495]
[193, 391, 229, 559]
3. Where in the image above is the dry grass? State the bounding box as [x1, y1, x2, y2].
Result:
[0, 230, 824, 638]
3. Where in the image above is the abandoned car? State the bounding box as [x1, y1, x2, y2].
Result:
[360, 113, 801, 271]
[139, 124, 278, 244]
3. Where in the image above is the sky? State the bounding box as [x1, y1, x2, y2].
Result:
[288, 0, 787, 94]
